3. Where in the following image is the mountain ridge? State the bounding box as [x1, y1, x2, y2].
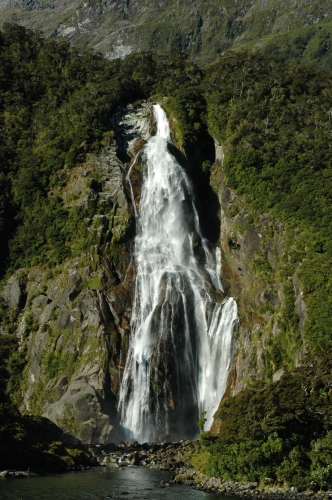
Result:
[1, 0, 332, 69]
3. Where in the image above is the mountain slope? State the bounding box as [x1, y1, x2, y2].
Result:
[0, 0, 332, 68]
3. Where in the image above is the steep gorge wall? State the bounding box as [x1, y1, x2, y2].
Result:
[1, 103, 308, 443]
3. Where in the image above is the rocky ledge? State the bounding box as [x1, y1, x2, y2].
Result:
[97, 439, 195, 469]
[175, 470, 332, 500]
[0, 469, 39, 478]
[0, 465, 91, 478]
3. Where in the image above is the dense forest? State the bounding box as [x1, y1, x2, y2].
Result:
[0, 23, 332, 486]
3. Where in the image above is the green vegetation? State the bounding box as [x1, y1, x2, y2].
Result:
[204, 52, 332, 351]
[0, 23, 144, 277]
[0, 333, 17, 403]
[257, 20, 332, 73]
[199, 354, 332, 487]
[0, 27, 203, 278]
[56, 403, 87, 439]
[3, 28, 330, 337]
[198, 410, 207, 432]
[0, 23, 332, 482]
[0, 333, 93, 470]
[0, 404, 92, 470]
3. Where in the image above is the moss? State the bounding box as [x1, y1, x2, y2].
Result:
[55, 403, 86, 439]
[209, 162, 223, 195]
[41, 348, 77, 382]
[24, 320, 110, 414]
[85, 276, 104, 290]
[29, 377, 46, 415]
[110, 213, 132, 244]
[7, 345, 28, 406]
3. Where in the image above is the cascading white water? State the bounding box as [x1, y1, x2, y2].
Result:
[118, 104, 238, 442]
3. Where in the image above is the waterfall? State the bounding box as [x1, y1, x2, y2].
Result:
[118, 104, 238, 443]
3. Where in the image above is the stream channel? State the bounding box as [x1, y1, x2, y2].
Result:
[0, 467, 238, 499]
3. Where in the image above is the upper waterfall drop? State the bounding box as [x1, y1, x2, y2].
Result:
[118, 104, 238, 443]
[155, 104, 171, 140]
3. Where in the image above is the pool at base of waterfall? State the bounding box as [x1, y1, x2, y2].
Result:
[0, 466, 238, 499]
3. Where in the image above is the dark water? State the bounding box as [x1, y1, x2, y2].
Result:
[0, 467, 237, 500]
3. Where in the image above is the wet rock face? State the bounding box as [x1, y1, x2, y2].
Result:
[0, 104, 152, 445]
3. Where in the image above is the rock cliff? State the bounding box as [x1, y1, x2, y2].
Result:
[0, 102, 308, 443]
[1, 103, 153, 444]
[209, 140, 307, 433]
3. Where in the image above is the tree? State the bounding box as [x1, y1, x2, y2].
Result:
[198, 410, 207, 432]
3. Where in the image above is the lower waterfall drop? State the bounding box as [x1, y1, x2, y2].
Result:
[118, 104, 238, 443]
